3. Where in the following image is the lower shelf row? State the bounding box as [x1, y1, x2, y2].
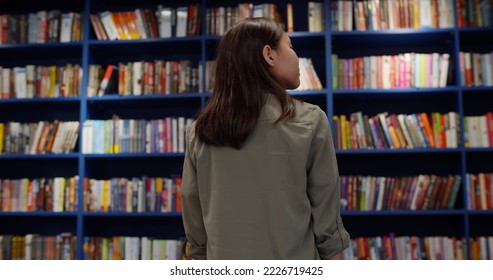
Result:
[1, 234, 492, 260]
[343, 234, 492, 260]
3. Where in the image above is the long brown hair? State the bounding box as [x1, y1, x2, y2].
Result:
[195, 18, 295, 149]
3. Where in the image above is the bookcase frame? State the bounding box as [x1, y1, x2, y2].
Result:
[1, 0, 492, 259]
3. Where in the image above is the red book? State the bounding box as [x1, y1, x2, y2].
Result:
[484, 173, 492, 210]
[98, 64, 119, 96]
[486, 112, 493, 147]
[174, 178, 182, 212]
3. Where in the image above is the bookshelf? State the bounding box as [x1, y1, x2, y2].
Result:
[0, 0, 492, 259]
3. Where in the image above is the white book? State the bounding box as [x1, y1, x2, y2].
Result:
[60, 13, 74, 42]
[125, 237, 133, 260]
[13, 67, 27, 98]
[488, 237, 493, 260]
[132, 61, 143, 95]
[82, 120, 93, 154]
[99, 11, 119, 40]
[296, 58, 311, 90]
[140, 237, 150, 260]
[50, 122, 65, 154]
[145, 121, 151, 153]
[419, 0, 432, 28]
[152, 239, 163, 260]
[382, 56, 391, 89]
[479, 115, 489, 147]
[308, 1, 317, 32]
[176, 6, 188, 37]
[157, 6, 173, 38]
[30, 121, 45, 154]
[166, 240, 178, 260]
[26, 65, 36, 98]
[446, 112, 456, 148]
[25, 234, 33, 260]
[467, 116, 479, 147]
[370, 56, 378, 88]
[431, 53, 440, 87]
[217, 7, 225, 35]
[438, 53, 450, 87]
[134, 9, 147, 39]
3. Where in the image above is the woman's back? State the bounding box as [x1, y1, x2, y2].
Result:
[183, 95, 348, 259]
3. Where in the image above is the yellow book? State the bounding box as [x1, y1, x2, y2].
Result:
[420, 54, 427, 87]
[104, 180, 111, 212]
[340, 115, 347, 150]
[388, 126, 401, 149]
[49, 66, 57, 97]
[102, 237, 109, 260]
[113, 236, 121, 260]
[413, 0, 420, 28]
[69, 177, 76, 211]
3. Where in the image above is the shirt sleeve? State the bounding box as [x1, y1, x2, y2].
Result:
[306, 107, 350, 260]
[181, 124, 207, 259]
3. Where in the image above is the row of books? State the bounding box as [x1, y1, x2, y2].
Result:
[204, 57, 323, 92]
[457, 0, 493, 27]
[343, 235, 467, 260]
[82, 117, 193, 154]
[0, 233, 76, 260]
[340, 174, 461, 211]
[331, 0, 455, 32]
[332, 112, 460, 150]
[459, 51, 493, 87]
[0, 65, 82, 99]
[83, 237, 182, 260]
[0, 121, 80, 155]
[332, 53, 451, 90]
[464, 113, 493, 148]
[90, 4, 201, 41]
[88, 60, 199, 97]
[467, 173, 493, 210]
[205, 3, 284, 36]
[0, 177, 79, 213]
[83, 177, 182, 213]
[0, 11, 82, 44]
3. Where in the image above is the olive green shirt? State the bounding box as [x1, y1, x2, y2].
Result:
[182, 94, 349, 260]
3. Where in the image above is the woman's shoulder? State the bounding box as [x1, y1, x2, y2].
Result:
[293, 99, 326, 124]
[185, 121, 197, 142]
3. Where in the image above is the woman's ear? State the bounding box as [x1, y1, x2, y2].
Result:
[262, 45, 275, 67]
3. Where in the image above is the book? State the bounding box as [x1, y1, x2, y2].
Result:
[98, 65, 119, 96]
